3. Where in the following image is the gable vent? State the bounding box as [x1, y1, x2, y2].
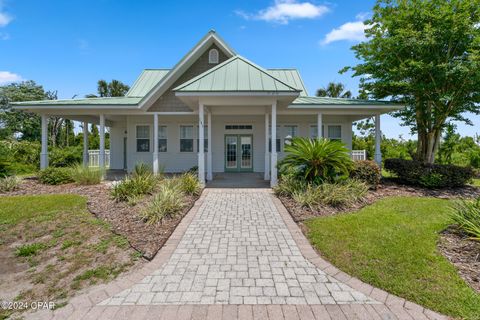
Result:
[209, 49, 219, 64]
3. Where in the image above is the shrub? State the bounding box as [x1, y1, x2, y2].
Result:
[279, 137, 353, 183]
[70, 165, 103, 185]
[0, 175, 21, 192]
[179, 172, 202, 196]
[349, 160, 381, 189]
[38, 167, 74, 185]
[141, 183, 185, 224]
[49, 146, 82, 167]
[451, 198, 480, 241]
[111, 173, 156, 202]
[384, 158, 474, 188]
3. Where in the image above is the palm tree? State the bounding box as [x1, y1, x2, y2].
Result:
[86, 80, 130, 98]
[316, 82, 352, 98]
[279, 137, 353, 183]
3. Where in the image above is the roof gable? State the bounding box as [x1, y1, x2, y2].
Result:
[139, 30, 236, 109]
[173, 56, 300, 93]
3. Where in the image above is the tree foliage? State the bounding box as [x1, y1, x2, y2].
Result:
[316, 82, 352, 98]
[344, 0, 480, 163]
[86, 79, 130, 98]
[0, 81, 53, 141]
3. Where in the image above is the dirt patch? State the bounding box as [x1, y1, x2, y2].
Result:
[279, 180, 480, 222]
[3, 177, 200, 260]
[438, 228, 480, 293]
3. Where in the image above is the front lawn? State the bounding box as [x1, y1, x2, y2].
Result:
[304, 197, 480, 319]
[0, 194, 141, 319]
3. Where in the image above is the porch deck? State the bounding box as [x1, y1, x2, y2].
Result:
[206, 172, 270, 188]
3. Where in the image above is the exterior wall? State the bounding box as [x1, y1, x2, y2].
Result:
[110, 126, 126, 170]
[114, 114, 353, 173]
[147, 44, 229, 112]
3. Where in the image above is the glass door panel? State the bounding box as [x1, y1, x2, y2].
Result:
[240, 136, 252, 169]
[225, 135, 238, 169]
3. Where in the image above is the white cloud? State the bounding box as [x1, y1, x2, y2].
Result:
[0, 0, 12, 27]
[0, 71, 23, 85]
[236, 0, 329, 24]
[321, 13, 371, 45]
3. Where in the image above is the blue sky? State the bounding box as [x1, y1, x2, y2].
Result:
[0, 0, 478, 139]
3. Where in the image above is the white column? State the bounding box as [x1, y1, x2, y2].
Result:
[317, 113, 323, 139]
[40, 114, 49, 169]
[264, 113, 270, 180]
[99, 114, 106, 169]
[374, 114, 382, 166]
[198, 103, 205, 184]
[207, 111, 213, 181]
[153, 112, 159, 175]
[83, 121, 89, 167]
[270, 102, 278, 187]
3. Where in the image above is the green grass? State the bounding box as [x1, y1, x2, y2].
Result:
[305, 197, 480, 319]
[0, 194, 86, 225]
[15, 243, 45, 257]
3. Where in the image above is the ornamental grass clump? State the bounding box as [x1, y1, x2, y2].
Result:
[141, 182, 185, 224]
[0, 175, 21, 192]
[451, 197, 480, 241]
[111, 163, 157, 202]
[70, 165, 103, 185]
[179, 172, 202, 196]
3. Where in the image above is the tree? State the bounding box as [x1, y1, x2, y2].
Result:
[316, 82, 352, 98]
[86, 79, 130, 98]
[0, 81, 55, 141]
[343, 0, 480, 164]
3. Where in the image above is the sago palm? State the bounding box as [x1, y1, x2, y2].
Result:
[280, 137, 353, 183]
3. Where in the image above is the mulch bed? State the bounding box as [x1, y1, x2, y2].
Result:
[280, 179, 480, 222]
[438, 227, 480, 292]
[2, 178, 199, 260]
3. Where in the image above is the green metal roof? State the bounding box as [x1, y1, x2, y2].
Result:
[126, 69, 170, 97]
[267, 69, 308, 96]
[174, 56, 300, 93]
[12, 96, 141, 106]
[291, 96, 393, 106]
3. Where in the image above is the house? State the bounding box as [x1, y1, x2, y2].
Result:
[13, 30, 399, 187]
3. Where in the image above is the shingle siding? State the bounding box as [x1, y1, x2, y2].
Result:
[148, 44, 229, 112]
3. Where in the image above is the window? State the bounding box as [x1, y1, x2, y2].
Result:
[269, 125, 281, 152]
[310, 125, 324, 139]
[136, 125, 150, 152]
[158, 125, 167, 152]
[284, 125, 298, 146]
[328, 125, 342, 141]
[225, 124, 253, 130]
[196, 125, 208, 152]
[180, 125, 194, 152]
[208, 49, 219, 64]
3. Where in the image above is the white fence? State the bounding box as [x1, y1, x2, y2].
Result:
[351, 150, 367, 161]
[88, 150, 110, 167]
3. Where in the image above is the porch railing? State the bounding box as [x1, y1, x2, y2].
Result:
[88, 150, 110, 167]
[351, 150, 367, 161]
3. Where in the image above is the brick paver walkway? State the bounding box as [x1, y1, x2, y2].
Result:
[27, 189, 448, 320]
